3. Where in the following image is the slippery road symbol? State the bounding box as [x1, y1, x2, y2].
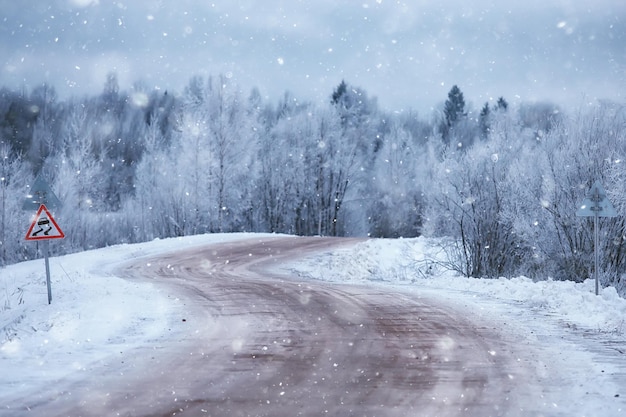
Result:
[32, 217, 53, 236]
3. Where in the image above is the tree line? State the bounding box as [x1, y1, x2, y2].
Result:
[1, 73, 625, 296]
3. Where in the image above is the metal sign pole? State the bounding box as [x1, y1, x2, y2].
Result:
[576, 181, 618, 296]
[594, 211, 599, 296]
[44, 240, 52, 304]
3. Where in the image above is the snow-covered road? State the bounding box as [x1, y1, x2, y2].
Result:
[117, 236, 541, 416]
[2, 234, 626, 416]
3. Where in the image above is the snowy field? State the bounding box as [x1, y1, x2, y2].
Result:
[1, 233, 626, 416]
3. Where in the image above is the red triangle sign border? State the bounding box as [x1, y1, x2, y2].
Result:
[25, 204, 65, 241]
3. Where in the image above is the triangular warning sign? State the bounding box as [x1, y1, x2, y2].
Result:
[25, 204, 65, 240]
[576, 181, 618, 218]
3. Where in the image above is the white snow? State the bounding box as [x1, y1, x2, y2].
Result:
[2, 234, 626, 416]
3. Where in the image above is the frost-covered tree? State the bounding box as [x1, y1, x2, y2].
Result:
[528, 122, 598, 281]
[500, 103, 626, 289]
[518, 101, 562, 139]
[204, 75, 257, 232]
[257, 93, 367, 236]
[48, 102, 108, 250]
[604, 103, 626, 294]
[424, 110, 530, 277]
[0, 143, 33, 265]
[423, 129, 527, 278]
[165, 75, 257, 234]
[28, 83, 62, 172]
[257, 94, 312, 234]
[368, 119, 423, 237]
[310, 106, 347, 236]
[124, 112, 175, 241]
[172, 96, 214, 235]
[329, 81, 382, 235]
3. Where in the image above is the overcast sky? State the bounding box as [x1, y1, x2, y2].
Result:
[1, 0, 624, 114]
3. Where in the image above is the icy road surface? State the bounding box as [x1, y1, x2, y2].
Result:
[5, 237, 575, 416]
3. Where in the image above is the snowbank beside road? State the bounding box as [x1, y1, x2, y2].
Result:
[286, 236, 626, 416]
[0, 233, 266, 400]
[289, 237, 626, 336]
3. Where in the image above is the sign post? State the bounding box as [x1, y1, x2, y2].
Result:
[25, 204, 65, 304]
[576, 181, 618, 295]
[23, 177, 64, 305]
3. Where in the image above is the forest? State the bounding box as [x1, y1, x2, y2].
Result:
[1, 73, 625, 296]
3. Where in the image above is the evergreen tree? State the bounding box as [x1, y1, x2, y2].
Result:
[444, 85, 466, 125]
[478, 102, 490, 140]
[331, 80, 347, 106]
[496, 97, 508, 112]
[441, 85, 466, 143]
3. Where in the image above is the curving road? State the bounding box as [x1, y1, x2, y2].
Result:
[27, 236, 540, 416]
